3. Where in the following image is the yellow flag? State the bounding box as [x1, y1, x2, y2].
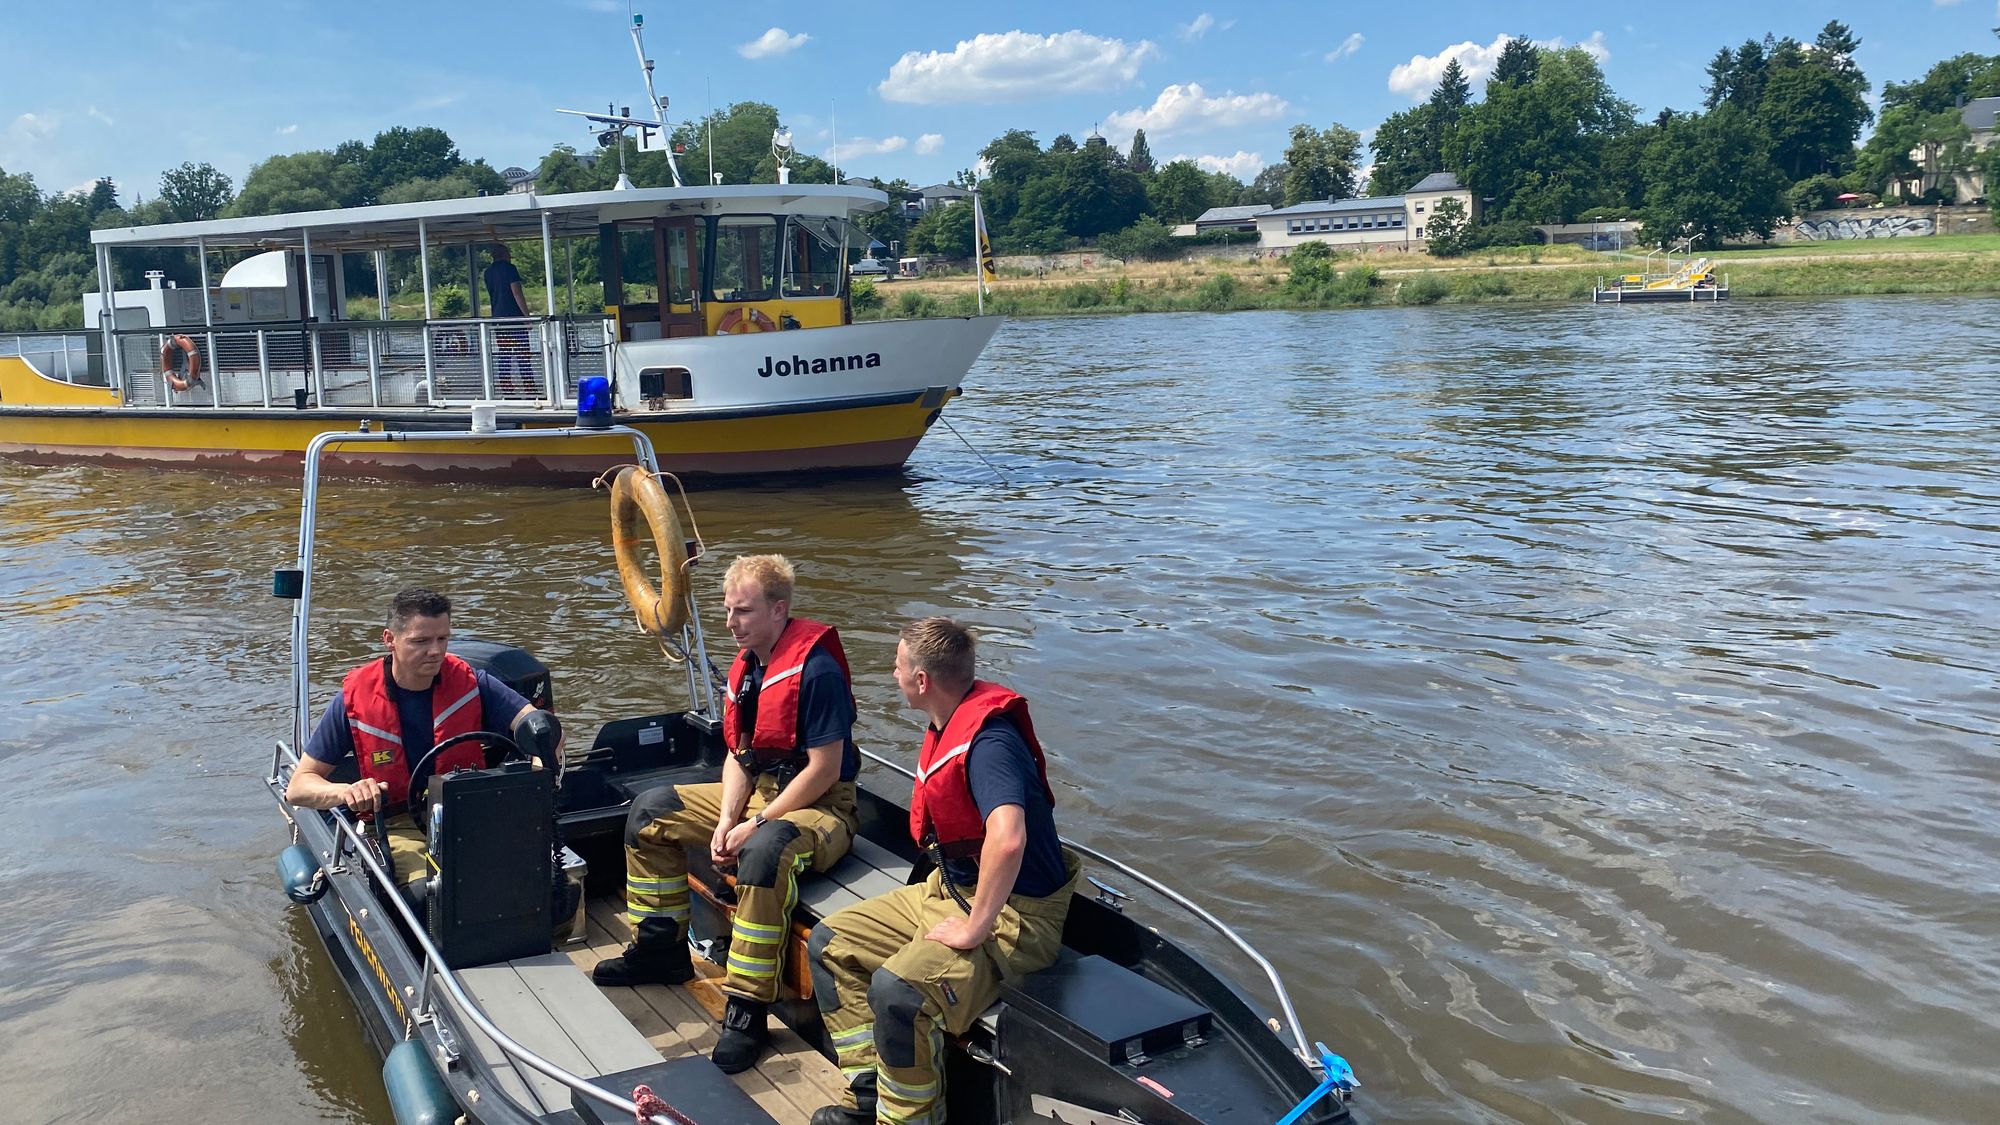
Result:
[973, 189, 997, 295]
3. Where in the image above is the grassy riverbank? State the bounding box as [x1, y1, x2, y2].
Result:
[855, 233, 2000, 320]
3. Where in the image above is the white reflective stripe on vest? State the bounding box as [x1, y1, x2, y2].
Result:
[916, 741, 973, 785]
[351, 719, 403, 745]
[433, 686, 480, 729]
[761, 661, 807, 689]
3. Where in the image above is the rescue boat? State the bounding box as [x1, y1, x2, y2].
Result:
[265, 424, 1360, 1125]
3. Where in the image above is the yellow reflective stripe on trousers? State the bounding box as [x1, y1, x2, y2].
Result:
[625, 903, 689, 923]
[730, 916, 785, 941]
[877, 1073, 940, 1103]
[877, 1104, 936, 1125]
[829, 1022, 874, 1049]
[625, 874, 686, 891]
[726, 950, 779, 978]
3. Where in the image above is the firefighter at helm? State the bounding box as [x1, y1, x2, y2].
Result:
[593, 554, 862, 1075]
[806, 617, 1082, 1125]
[284, 588, 562, 892]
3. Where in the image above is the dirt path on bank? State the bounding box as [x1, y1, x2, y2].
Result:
[884, 245, 1991, 294]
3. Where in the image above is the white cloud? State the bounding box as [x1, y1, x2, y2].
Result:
[1388, 31, 1610, 99]
[1324, 33, 1364, 63]
[1179, 13, 1215, 41]
[1168, 150, 1265, 178]
[829, 135, 908, 162]
[879, 31, 1158, 104]
[86, 106, 114, 127]
[1107, 83, 1288, 141]
[915, 133, 944, 155]
[1932, 0, 1962, 6]
[9, 112, 58, 141]
[276, 123, 299, 135]
[739, 28, 809, 59]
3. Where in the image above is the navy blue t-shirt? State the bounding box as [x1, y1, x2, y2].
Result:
[483, 260, 525, 316]
[305, 667, 532, 782]
[942, 716, 1067, 899]
[738, 646, 859, 780]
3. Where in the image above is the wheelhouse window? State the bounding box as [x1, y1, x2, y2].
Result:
[709, 216, 779, 302]
[781, 217, 846, 298]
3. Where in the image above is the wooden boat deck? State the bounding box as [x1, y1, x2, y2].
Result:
[565, 897, 846, 1125]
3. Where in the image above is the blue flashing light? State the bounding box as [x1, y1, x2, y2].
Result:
[576, 375, 613, 429]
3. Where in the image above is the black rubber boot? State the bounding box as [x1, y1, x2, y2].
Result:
[591, 918, 695, 987]
[711, 996, 771, 1074]
[808, 1074, 875, 1125]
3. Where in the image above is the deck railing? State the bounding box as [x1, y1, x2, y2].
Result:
[107, 316, 610, 409]
[0, 331, 103, 386]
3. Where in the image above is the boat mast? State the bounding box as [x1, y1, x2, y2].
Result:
[629, 12, 683, 188]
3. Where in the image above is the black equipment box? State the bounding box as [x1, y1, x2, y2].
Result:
[428, 762, 553, 968]
[572, 1056, 779, 1125]
[1000, 951, 1215, 1066]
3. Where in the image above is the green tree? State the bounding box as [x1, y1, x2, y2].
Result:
[1425, 196, 1468, 256]
[157, 161, 234, 221]
[975, 129, 1043, 235]
[1245, 162, 1288, 206]
[1489, 37, 1540, 89]
[1127, 129, 1155, 175]
[1368, 104, 1439, 196]
[366, 126, 463, 202]
[1757, 43, 1870, 180]
[1281, 123, 1362, 204]
[1450, 45, 1636, 222]
[907, 200, 975, 257]
[230, 151, 364, 216]
[1640, 104, 1785, 248]
[672, 102, 820, 187]
[0, 167, 41, 281]
[1148, 159, 1213, 223]
[1098, 215, 1176, 260]
[1857, 105, 1971, 196]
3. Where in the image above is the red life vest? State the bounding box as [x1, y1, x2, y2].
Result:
[723, 618, 853, 773]
[341, 653, 486, 815]
[910, 682, 1054, 858]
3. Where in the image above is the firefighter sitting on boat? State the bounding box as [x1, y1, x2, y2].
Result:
[593, 553, 863, 1076]
[807, 617, 1084, 1125]
[284, 587, 561, 894]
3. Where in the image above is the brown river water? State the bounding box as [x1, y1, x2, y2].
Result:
[2, 296, 1997, 1124]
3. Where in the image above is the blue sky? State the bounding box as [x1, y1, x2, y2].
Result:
[2, 1, 1992, 202]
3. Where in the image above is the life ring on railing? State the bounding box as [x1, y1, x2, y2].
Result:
[603, 465, 690, 639]
[160, 334, 203, 392]
[715, 307, 777, 334]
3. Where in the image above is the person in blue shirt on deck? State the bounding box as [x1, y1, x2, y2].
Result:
[482, 243, 536, 394]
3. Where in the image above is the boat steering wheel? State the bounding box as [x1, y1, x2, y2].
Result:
[397, 730, 531, 822]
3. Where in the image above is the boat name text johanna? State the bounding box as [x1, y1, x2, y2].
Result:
[758, 352, 883, 378]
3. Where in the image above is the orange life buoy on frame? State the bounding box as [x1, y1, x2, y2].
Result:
[160, 334, 202, 392]
[715, 307, 777, 335]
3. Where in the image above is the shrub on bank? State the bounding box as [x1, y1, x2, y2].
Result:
[1192, 272, 1239, 310]
[1396, 274, 1451, 305]
[851, 278, 883, 312]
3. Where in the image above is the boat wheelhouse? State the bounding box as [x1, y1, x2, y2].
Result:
[0, 184, 998, 482]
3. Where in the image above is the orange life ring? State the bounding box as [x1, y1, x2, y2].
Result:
[603, 466, 689, 638]
[716, 307, 777, 334]
[160, 334, 202, 392]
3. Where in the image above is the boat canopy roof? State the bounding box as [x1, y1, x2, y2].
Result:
[90, 183, 889, 252]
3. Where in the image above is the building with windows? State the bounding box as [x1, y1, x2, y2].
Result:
[1252, 172, 1478, 251]
[1191, 204, 1273, 233]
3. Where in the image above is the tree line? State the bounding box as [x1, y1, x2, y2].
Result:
[4, 24, 1998, 328]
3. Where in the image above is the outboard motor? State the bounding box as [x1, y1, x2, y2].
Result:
[449, 637, 554, 714]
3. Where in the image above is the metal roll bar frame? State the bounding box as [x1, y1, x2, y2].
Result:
[856, 746, 1323, 1071]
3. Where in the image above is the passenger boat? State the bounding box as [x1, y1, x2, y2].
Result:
[264, 424, 1359, 1125]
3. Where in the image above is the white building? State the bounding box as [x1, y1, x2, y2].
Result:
[1253, 172, 1478, 251]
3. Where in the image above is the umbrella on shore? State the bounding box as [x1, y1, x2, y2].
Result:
[1835, 192, 1861, 201]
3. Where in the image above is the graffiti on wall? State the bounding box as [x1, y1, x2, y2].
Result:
[1794, 215, 1936, 240]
